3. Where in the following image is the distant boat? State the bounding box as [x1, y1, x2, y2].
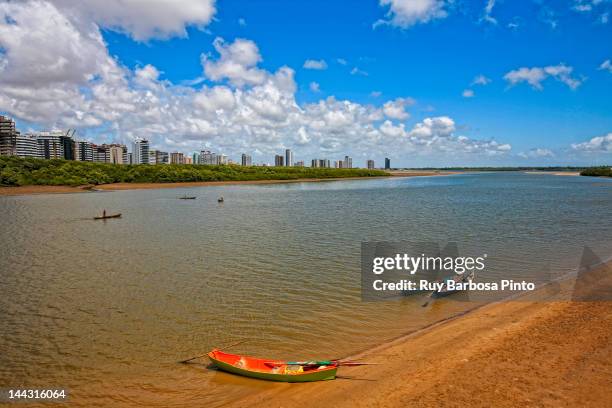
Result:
[218, 197, 224, 203]
[432, 270, 476, 298]
[207, 349, 338, 382]
[93, 213, 121, 220]
[179, 195, 197, 200]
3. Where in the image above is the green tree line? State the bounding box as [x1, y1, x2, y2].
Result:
[0, 156, 388, 186]
[580, 167, 612, 177]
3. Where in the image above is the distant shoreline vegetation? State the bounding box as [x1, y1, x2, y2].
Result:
[0, 156, 388, 187]
[579, 167, 612, 178]
[402, 166, 610, 178]
[403, 166, 588, 171]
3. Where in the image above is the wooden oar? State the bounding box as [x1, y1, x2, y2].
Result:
[265, 360, 379, 368]
[179, 339, 249, 364]
[335, 361, 381, 367]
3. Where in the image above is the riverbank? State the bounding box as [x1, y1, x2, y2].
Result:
[386, 170, 458, 177]
[524, 171, 581, 176]
[233, 261, 612, 407]
[0, 171, 447, 196]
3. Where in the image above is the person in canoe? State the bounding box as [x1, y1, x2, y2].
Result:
[94, 210, 121, 220]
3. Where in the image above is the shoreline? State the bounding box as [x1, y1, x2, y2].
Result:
[523, 170, 581, 176]
[0, 171, 453, 196]
[231, 260, 612, 407]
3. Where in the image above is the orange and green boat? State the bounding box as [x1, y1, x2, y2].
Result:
[207, 349, 338, 382]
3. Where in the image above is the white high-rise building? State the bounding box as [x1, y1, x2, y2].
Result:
[200, 150, 218, 165]
[132, 139, 149, 164]
[15, 134, 39, 158]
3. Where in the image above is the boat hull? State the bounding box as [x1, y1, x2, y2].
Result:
[432, 272, 475, 298]
[208, 350, 337, 382]
[93, 214, 121, 220]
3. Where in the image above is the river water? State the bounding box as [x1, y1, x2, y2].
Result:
[1, 172, 610, 406]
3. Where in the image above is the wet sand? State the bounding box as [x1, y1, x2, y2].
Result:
[232, 262, 612, 407]
[0, 185, 91, 196]
[0, 171, 446, 196]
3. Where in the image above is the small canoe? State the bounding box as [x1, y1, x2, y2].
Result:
[432, 270, 475, 298]
[179, 196, 197, 200]
[93, 213, 122, 220]
[207, 349, 337, 382]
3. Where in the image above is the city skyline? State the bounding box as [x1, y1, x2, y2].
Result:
[0, 1, 610, 166]
[1, 115, 376, 167]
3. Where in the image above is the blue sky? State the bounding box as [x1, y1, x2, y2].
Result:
[1, 0, 611, 166]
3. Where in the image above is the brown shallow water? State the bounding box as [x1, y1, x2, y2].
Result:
[0, 173, 611, 406]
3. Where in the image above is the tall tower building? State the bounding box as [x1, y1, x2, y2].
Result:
[15, 134, 38, 158]
[92, 144, 110, 163]
[133, 139, 149, 164]
[108, 145, 127, 164]
[275, 155, 284, 166]
[0, 115, 18, 156]
[385, 157, 391, 169]
[60, 130, 76, 160]
[36, 131, 65, 159]
[241, 153, 252, 166]
[344, 155, 352, 169]
[285, 149, 293, 167]
[76, 141, 94, 161]
[170, 152, 185, 164]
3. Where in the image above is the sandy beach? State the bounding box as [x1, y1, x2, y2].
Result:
[524, 171, 581, 176]
[229, 261, 612, 407]
[0, 171, 448, 196]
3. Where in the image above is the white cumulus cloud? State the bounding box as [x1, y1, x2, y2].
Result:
[50, 0, 216, 41]
[504, 64, 583, 90]
[376, 0, 448, 28]
[382, 97, 415, 120]
[202, 37, 268, 87]
[572, 133, 612, 152]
